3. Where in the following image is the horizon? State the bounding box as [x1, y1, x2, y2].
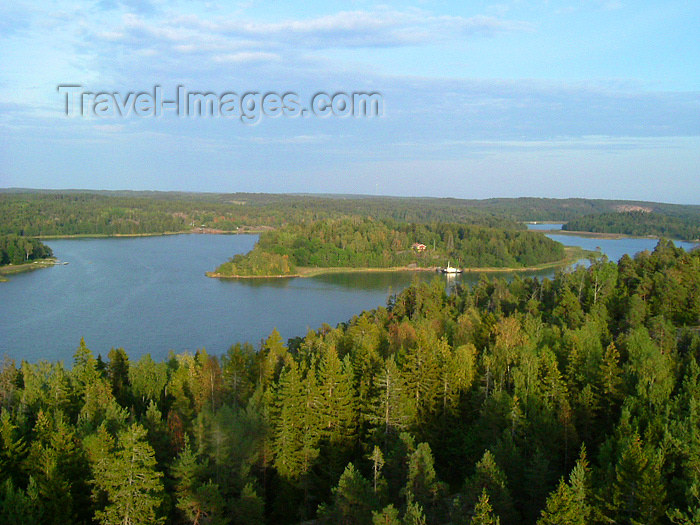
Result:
[3, 187, 700, 208]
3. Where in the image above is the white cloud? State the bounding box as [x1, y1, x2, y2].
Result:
[212, 51, 280, 64]
[93, 8, 532, 58]
[174, 9, 533, 47]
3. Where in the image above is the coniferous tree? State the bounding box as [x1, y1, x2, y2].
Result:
[91, 423, 165, 525]
[608, 434, 667, 524]
[0, 478, 40, 525]
[233, 482, 265, 525]
[372, 504, 401, 525]
[537, 447, 591, 525]
[471, 489, 500, 525]
[463, 451, 516, 524]
[403, 442, 441, 515]
[318, 462, 378, 525]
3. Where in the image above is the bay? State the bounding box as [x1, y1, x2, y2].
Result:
[1, 232, 696, 363]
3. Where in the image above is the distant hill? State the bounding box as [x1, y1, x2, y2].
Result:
[1, 189, 699, 236]
[563, 210, 700, 241]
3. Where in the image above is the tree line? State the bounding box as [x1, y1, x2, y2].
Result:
[213, 218, 566, 276]
[1, 240, 699, 523]
[564, 211, 700, 241]
[3, 190, 699, 237]
[0, 192, 523, 237]
[0, 234, 53, 266]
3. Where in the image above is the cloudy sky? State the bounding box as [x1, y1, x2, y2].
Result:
[1, 1, 699, 202]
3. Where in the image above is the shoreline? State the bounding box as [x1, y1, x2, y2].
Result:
[206, 247, 590, 280]
[34, 228, 269, 240]
[0, 258, 60, 281]
[547, 229, 699, 242]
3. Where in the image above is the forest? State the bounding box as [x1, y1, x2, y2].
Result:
[0, 192, 520, 237]
[564, 211, 700, 241]
[3, 190, 700, 237]
[1, 240, 700, 524]
[211, 218, 567, 276]
[0, 234, 53, 266]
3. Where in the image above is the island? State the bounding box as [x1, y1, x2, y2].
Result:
[207, 217, 573, 278]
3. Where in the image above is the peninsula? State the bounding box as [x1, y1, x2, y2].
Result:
[207, 217, 570, 278]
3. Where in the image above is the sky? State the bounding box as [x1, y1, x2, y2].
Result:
[0, 1, 699, 203]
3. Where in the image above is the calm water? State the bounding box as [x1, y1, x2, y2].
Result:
[0, 233, 696, 363]
[546, 233, 698, 263]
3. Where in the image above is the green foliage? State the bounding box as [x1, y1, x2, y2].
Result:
[0, 239, 699, 524]
[214, 217, 567, 276]
[90, 423, 165, 525]
[537, 447, 591, 525]
[471, 489, 501, 525]
[0, 190, 529, 237]
[0, 478, 40, 525]
[373, 504, 401, 525]
[319, 462, 378, 524]
[564, 210, 700, 240]
[0, 234, 52, 265]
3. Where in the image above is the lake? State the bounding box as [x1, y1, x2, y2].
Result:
[1, 233, 696, 363]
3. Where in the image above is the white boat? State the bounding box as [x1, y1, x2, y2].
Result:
[442, 261, 462, 274]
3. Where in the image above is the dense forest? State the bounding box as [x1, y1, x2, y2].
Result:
[465, 198, 700, 223]
[0, 234, 53, 266]
[0, 192, 521, 237]
[212, 218, 567, 276]
[1, 240, 700, 524]
[564, 211, 700, 241]
[3, 190, 700, 237]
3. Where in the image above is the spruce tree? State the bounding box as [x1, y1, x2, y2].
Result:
[91, 423, 165, 525]
[471, 489, 500, 525]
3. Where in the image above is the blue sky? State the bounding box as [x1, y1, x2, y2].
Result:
[1, 1, 699, 203]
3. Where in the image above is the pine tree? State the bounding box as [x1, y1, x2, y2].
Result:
[439, 343, 477, 415]
[0, 410, 26, 484]
[106, 348, 130, 407]
[403, 442, 440, 513]
[27, 411, 93, 525]
[319, 462, 377, 525]
[318, 348, 356, 447]
[271, 363, 305, 481]
[171, 440, 226, 525]
[91, 423, 165, 525]
[463, 451, 515, 524]
[608, 434, 667, 524]
[369, 445, 385, 495]
[193, 350, 223, 411]
[72, 338, 100, 398]
[371, 358, 413, 445]
[233, 482, 265, 525]
[317, 347, 356, 483]
[372, 504, 401, 525]
[259, 328, 290, 387]
[537, 447, 591, 525]
[0, 478, 40, 525]
[400, 325, 442, 422]
[599, 342, 624, 423]
[221, 343, 256, 406]
[471, 489, 500, 525]
[403, 499, 427, 525]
